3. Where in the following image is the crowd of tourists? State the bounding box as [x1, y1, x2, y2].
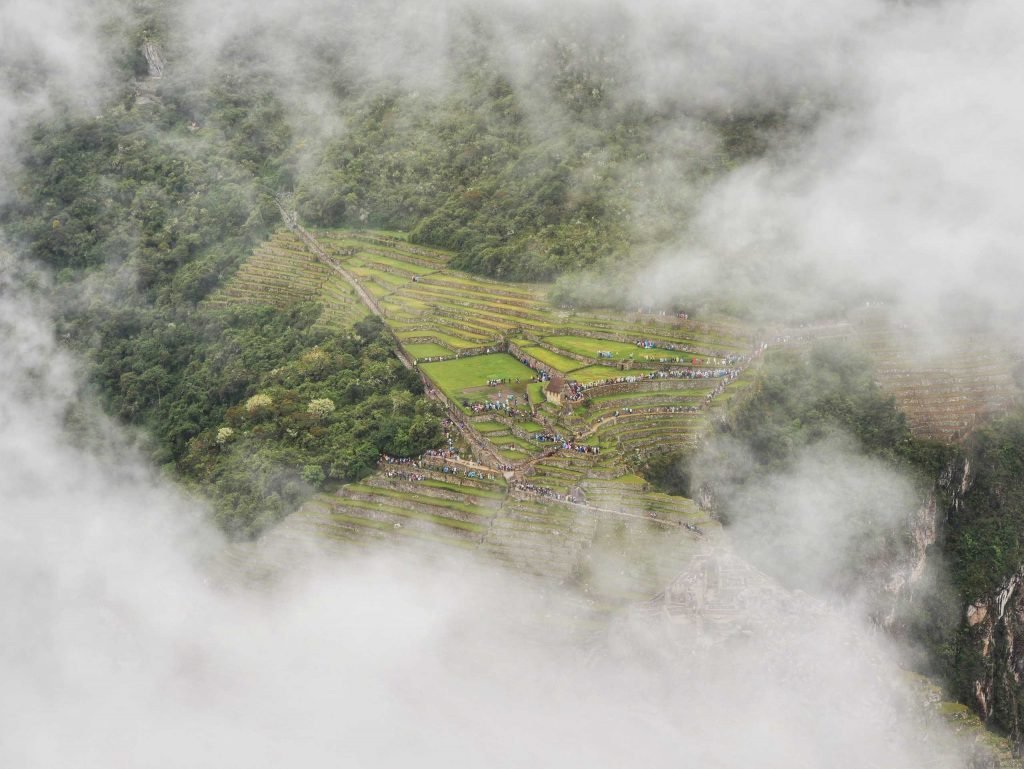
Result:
[561, 367, 745, 402]
[511, 480, 585, 505]
[466, 394, 523, 416]
[563, 441, 600, 454]
[382, 469, 427, 482]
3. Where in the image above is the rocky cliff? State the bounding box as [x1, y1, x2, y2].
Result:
[946, 452, 1024, 747]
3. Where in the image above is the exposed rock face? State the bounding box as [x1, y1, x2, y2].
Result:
[941, 455, 1024, 750]
[142, 40, 164, 79]
[881, 491, 941, 630]
[962, 567, 1024, 736]
[694, 482, 716, 513]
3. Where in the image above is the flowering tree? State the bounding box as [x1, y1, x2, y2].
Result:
[245, 393, 273, 413]
[307, 397, 336, 420]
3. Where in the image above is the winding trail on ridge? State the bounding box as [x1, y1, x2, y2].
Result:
[275, 200, 765, 483]
[276, 201, 504, 466]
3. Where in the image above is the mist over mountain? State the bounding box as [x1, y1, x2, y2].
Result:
[3, 0, 1024, 766]
[0, 263, 977, 769]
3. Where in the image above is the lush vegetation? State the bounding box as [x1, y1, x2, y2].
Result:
[1, 39, 444, 538]
[716, 342, 1024, 608]
[420, 353, 535, 403]
[951, 413, 1024, 600]
[296, 78, 632, 281]
[725, 345, 942, 474]
[290, 23, 790, 285]
[667, 342, 1024, 726]
[177, 317, 444, 537]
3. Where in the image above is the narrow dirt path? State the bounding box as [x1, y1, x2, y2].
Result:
[278, 202, 504, 468]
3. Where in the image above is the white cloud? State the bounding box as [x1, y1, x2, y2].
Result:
[639, 0, 1024, 336]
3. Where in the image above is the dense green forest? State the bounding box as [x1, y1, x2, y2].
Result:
[1, 33, 445, 538]
[286, 22, 787, 283]
[297, 85, 783, 284]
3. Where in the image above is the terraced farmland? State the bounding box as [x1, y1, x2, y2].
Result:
[217, 224, 763, 475]
[228, 223, 762, 598]
[226, 224, 1016, 615]
[420, 354, 535, 403]
[312, 229, 750, 363]
[823, 310, 1023, 443]
[207, 230, 366, 331]
[271, 463, 712, 601]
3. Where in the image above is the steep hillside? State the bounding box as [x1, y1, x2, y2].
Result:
[5, 12, 1024, 763]
[205, 221, 748, 603]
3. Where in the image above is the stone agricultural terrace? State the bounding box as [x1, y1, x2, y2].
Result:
[213, 224, 764, 601]
[217, 224, 1018, 605]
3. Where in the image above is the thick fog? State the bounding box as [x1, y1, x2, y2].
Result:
[1, 0, 1015, 766]
[0, 269, 968, 768]
[159, 0, 1024, 333]
[637, 0, 1024, 333]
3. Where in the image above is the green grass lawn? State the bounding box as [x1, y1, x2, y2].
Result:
[543, 335, 696, 362]
[421, 354, 536, 400]
[405, 342, 452, 359]
[567, 365, 655, 385]
[527, 381, 545, 407]
[396, 329, 479, 349]
[473, 420, 508, 433]
[520, 345, 585, 374]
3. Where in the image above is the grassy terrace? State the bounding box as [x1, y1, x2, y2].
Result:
[209, 233, 327, 307]
[566, 311, 751, 350]
[850, 313, 1021, 442]
[311, 513, 478, 550]
[230, 226, 763, 597]
[419, 479, 507, 500]
[350, 254, 440, 275]
[544, 335, 698, 363]
[308, 230, 754, 382]
[400, 280, 548, 310]
[343, 483, 498, 519]
[569, 365, 654, 384]
[208, 231, 367, 332]
[420, 354, 536, 402]
[405, 342, 453, 359]
[587, 387, 714, 405]
[350, 266, 413, 288]
[335, 497, 487, 533]
[473, 420, 508, 433]
[519, 345, 586, 374]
